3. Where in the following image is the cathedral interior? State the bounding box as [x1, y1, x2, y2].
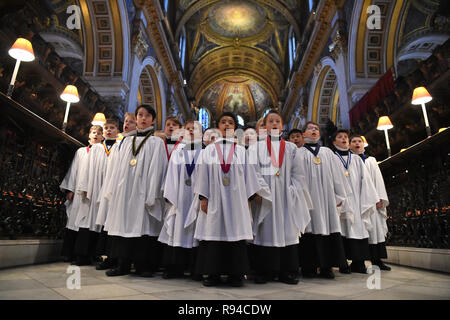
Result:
[0, 0, 449, 301]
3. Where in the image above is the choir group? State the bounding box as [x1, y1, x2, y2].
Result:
[60, 104, 391, 288]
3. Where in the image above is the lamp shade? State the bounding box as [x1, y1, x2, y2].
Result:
[361, 135, 369, 147]
[8, 38, 35, 62]
[60, 85, 80, 103]
[92, 113, 106, 126]
[411, 86, 432, 105]
[377, 116, 393, 131]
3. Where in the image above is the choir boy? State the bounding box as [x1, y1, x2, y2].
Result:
[297, 121, 352, 279]
[103, 104, 168, 277]
[350, 135, 391, 271]
[159, 120, 204, 279]
[188, 112, 270, 287]
[288, 129, 304, 148]
[60, 125, 103, 263]
[74, 120, 120, 265]
[249, 110, 312, 284]
[331, 130, 379, 274]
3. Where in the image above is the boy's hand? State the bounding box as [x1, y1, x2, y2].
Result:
[66, 192, 74, 201]
[253, 194, 262, 205]
[201, 199, 208, 214]
[376, 200, 383, 209]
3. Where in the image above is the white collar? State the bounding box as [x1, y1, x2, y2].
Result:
[136, 126, 154, 133]
[122, 129, 137, 137]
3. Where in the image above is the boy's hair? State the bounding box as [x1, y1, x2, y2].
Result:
[185, 120, 203, 132]
[331, 129, 349, 142]
[349, 134, 363, 143]
[90, 125, 103, 134]
[135, 104, 156, 120]
[256, 118, 265, 129]
[104, 118, 119, 128]
[217, 112, 238, 129]
[263, 109, 283, 125]
[165, 116, 182, 128]
[302, 121, 320, 132]
[124, 112, 136, 120]
[288, 128, 303, 139]
[244, 126, 256, 131]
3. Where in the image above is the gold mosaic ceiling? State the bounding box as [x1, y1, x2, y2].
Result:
[176, 0, 302, 122]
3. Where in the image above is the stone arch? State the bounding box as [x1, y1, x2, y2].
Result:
[128, 56, 166, 129]
[308, 57, 349, 128]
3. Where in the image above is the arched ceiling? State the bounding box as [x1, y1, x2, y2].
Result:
[175, 0, 303, 122]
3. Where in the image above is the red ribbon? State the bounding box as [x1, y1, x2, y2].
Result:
[266, 136, 286, 169]
[214, 142, 236, 174]
[164, 139, 181, 160]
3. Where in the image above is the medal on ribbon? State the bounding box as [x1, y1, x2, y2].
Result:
[335, 150, 351, 177]
[304, 144, 321, 165]
[183, 147, 201, 186]
[266, 136, 286, 177]
[214, 141, 236, 186]
[130, 130, 154, 166]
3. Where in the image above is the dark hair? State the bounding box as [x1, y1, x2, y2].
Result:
[105, 118, 119, 128]
[288, 128, 303, 139]
[135, 104, 156, 120]
[302, 121, 320, 132]
[331, 129, 349, 142]
[165, 116, 182, 128]
[349, 134, 363, 143]
[263, 109, 283, 125]
[217, 112, 237, 129]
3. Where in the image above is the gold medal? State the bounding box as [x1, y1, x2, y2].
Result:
[345, 170, 349, 177]
[130, 158, 137, 166]
[222, 176, 230, 186]
[185, 178, 192, 186]
[276, 170, 280, 177]
[314, 156, 321, 165]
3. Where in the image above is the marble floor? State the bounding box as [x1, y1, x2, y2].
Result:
[0, 262, 449, 300]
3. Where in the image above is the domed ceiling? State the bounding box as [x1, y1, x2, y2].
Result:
[174, 0, 303, 124]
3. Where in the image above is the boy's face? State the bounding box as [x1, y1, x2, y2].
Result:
[218, 116, 235, 138]
[123, 116, 136, 133]
[303, 123, 320, 140]
[104, 123, 119, 139]
[350, 137, 364, 153]
[89, 128, 103, 144]
[165, 119, 180, 136]
[136, 108, 154, 129]
[333, 132, 349, 150]
[265, 113, 283, 135]
[203, 129, 221, 145]
[289, 132, 304, 147]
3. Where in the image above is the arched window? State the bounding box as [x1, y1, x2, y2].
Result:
[198, 108, 209, 130]
[288, 30, 296, 70]
[237, 115, 245, 127]
[308, 0, 314, 12]
[262, 108, 270, 118]
[164, 0, 169, 13]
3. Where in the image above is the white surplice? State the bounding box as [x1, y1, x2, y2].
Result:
[186, 138, 271, 242]
[60, 146, 91, 231]
[364, 156, 389, 244]
[158, 142, 203, 248]
[249, 138, 313, 247]
[76, 141, 118, 232]
[297, 145, 353, 235]
[103, 129, 168, 238]
[333, 151, 379, 239]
